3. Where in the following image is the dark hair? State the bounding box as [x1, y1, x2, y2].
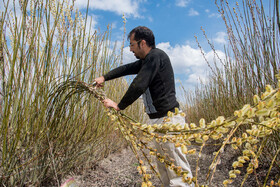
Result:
[128, 26, 156, 48]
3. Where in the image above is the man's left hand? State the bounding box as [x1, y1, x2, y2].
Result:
[102, 98, 120, 111]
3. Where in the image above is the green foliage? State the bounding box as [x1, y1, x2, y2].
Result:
[182, 0, 280, 186]
[1, 0, 279, 186]
[53, 74, 280, 187]
[0, 0, 144, 186]
[186, 0, 279, 124]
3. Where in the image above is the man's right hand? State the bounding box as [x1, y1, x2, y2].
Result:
[102, 98, 120, 111]
[94, 76, 105, 88]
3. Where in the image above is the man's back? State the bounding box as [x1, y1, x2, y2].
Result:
[141, 48, 179, 119]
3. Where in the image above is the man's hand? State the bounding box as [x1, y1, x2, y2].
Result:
[94, 76, 105, 88]
[102, 98, 120, 111]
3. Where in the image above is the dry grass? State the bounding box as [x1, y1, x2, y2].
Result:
[0, 0, 144, 185]
[1, 0, 280, 186]
[52, 78, 280, 187]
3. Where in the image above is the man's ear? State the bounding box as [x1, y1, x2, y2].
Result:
[141, 40, 147, 47]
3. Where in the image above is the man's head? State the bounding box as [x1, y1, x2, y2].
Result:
[128, 26, 155, 49]
[128, 26, 155, 59]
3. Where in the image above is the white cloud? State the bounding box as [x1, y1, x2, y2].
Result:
[157, 42, 204, 72]
[123, 46, 137, 64]
[208, 13, 220, 18]
[213, 31, 227, 45]
[111, 22, 118, 29]
[147, 16, 153, 22]
[1, 0, 22, 12]
[75, 0, 140, 17]
[122, 42, 226, 91]
[85, 14, 99, 33]
[188, 8, 199, 16]
[157, 42, 226, 90]
[175, 0, 191, 7]
[204, 8, 220, 18]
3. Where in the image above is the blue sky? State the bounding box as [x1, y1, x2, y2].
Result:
[74, 0, 230, 95]
[1, 0, 271, 98]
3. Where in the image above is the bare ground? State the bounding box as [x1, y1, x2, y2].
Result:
[61, 144, 279, 187]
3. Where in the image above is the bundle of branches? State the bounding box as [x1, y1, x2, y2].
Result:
[48, 76, 280, 187]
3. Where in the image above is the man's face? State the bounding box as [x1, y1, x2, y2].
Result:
[129, 33, 143, 59]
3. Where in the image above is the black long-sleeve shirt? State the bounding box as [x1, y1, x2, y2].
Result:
[103, 48, 179, 119]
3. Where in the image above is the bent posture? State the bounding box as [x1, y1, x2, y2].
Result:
[95, 26, 193, 187]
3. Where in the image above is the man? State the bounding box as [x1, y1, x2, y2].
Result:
[95, 26, 193, 187]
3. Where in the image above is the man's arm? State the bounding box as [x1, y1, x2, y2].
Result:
[94, 76, 119, 110]
[118, 56, 160, 110]
[93, 76, 120, 110]
[94, 61, 142, 110]
[103, 61, 141, 81]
